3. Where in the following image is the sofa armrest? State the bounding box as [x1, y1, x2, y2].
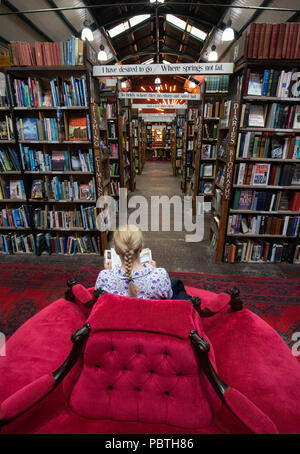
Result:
[0, 374, 55, 424]
[190, 330, 278, 434]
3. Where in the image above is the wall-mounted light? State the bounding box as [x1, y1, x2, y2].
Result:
[208, 45, 218, 62]
[98, 44, 108, 61]
[81, 20, 93, 41]
[222, 20, 234, 42]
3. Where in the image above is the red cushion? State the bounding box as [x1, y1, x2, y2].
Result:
[63, 293, 221, 429]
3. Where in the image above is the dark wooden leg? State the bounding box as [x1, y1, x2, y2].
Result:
[225, 287, 243, 311]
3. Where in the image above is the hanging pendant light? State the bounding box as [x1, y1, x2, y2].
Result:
[222, 20, 234, 42]
[121, 81, 127, 89]
[155, 77, 161, 84]
[81, 20, 93, 41]
[189, 81, 196, 89]
[208, 45, 218, 62]
[98, 44, 108, 61]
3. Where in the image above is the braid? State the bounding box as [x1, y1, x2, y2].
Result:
[124, 248, 139, 297]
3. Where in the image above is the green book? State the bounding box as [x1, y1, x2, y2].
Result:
[252, 136, 260, 158]
[233, 190, 240, 210]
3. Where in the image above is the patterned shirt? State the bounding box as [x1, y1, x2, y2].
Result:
[95, 264, 173, 300]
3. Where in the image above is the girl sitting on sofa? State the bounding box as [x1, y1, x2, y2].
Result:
[95, 224, 173, 300]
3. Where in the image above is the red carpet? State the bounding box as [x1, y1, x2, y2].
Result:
[0, 263, 299, 355]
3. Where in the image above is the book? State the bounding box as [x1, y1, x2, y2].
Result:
[247, 73, 262, 95]
[31, 180, 44, 199]
[9, 180, 25, 199]
[105, 247, 152, 268]
[238, 190, 254, 210]
[79, 184, 90, 200]
[68, 116, 88, 141]
[251, 163, 271, 186]
[51, 150, 65, 171]
[248, 105, 265, 127]
[21, 118, 40, 141]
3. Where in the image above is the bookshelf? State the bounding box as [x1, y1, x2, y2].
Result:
[175, 113, 185, 176]
[132, 117, 139, 175]
[181, 104, 199, 193]
[170, 123, 177, 175]
[192, 78, 229, 214]
[0, 40, 112, 256]
[210, 57, 300, 265]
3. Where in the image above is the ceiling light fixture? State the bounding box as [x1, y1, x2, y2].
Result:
[98, 44, 108, 61]
[155, 77, 161, 84]
[189, 81, 196, 89]
[81, 20, 93, 41]
[222, 20, 234, 41]
[121, 81, 127, 89]
[208, 45, 218, 62]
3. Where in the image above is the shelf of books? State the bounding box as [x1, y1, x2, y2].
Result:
[0, 39, 113, 256]
[120, 100, 135, 192]
[140, 120, 146, 173]
[192, 77, 229, 214]
[210, 51, 300, 264]
[181, 104, 199, 193]
[171, 123, 177, 175]
[132, 117, 139, 174]
[175, 113, 185, 177]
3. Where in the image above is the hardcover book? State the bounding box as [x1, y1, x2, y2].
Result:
[22, 118, 39, 141]
[251, 163, 271, 185]
[51, 150, 65, 171]
[238, 190, 254, 210]
[68, 116, 88, 141]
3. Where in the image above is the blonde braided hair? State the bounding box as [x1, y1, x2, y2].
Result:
[114, 224, 143, 297]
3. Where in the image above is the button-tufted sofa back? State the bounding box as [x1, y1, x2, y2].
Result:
[63, 294, 221, 429]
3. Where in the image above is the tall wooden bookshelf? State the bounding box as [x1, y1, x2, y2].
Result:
[0, 42, 111, 256]
[175, 113, 185, 177]
[181, 103, 200, 194]
[192, 79, 228, 214]
[210, 59, 300, 265]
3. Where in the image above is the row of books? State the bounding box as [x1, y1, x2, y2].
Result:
[233, 163, 299, 187]
[9, 75, 89, 108]
[0, 205, 31, 228]
[16, 115, 91, 142]
[227, 214, 300, 237]
[105, 103, 117, 119]
[199, 163, 214, 178]
[236, 133, 300, 160]
[240, 103, 300, 130]
[20, 147, 94, 173]
[33, 206, 99, 231]
[201, 144, 217, 159]
[110, 181, 120, 196]
[232, 190, 300, 212]
[205, 76, 229, 93]
[36, 233, 100, 255]
[204, 102, 220, 118]
[187, 125, 195, 136]
[109, 143, 119, 158]
[108, 123, 117, 138]
[203, 124, 218, 140]
[246, 22, 300, 60]
[8, 37, 84, 67]
[31, 177, 96, 201]
[0, 148, 21, 171]
[187, 109, 199, 121]
[199, 181, 212, 195]
[0, 115, 14, 140]
[110, 163, 120, 176]
[224, 240, 298, 264]
[0, 74, 8, 107]
[187, 139, 195, 151]
[245, 69, 300, 98]
[0, 233, 35, 254]
[0, 179, 26, 200]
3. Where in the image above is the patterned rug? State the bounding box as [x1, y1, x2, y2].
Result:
[0, 263, 299, 356]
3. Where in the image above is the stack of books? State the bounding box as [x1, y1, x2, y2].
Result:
[0, 233, 36, 254]
[9, 37, 84, 66]
[227, 214, 300, 237]
[246, 23, 300, 60]
[236, 133, 300, 159]
[244, 69, 300, 98]
[30, 177, 96, 201]
[34, 206, 98, 231]
[0, 205, 31, 228]
[240, 103, 300, 129]
[224, 240, 297, 263]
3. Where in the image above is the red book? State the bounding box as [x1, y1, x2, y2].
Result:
[289, 192, 300, 211]
[296, 23, 300, 59]
[262, 23, 273, 59]
[275, 23, 286, 59]
[282, 23, 291, 59]
[247, 23, 256, 58]
[290, 23, 298, 59]
[253, 23, 262, 58]
[269, 24, 280, 59]
[258, 23, 267, 59]
[286, 23, 295, 59]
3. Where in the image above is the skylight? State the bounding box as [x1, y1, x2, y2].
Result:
[189, 25, 207, 41]
[108, 22, 129, 38]
[143, 58, 154, 64]
[129, 15, 151, 28]
[166, 14, 186, 31]
[150, 0, 165, 3]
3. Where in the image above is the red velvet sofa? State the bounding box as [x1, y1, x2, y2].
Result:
[0, 281, 299, 434]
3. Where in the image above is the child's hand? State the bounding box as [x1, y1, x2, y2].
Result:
[149, 260, 157, 268]
[104, 260, 112, 270]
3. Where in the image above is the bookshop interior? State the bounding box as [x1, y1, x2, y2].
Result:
[0, 0, 300, 436]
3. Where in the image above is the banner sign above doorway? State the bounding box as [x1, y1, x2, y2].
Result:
[132, 103, 187, 110]
[119, 92, 200, 100]
[140, 114, 176, 122]
[94, 62, 234, 77]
